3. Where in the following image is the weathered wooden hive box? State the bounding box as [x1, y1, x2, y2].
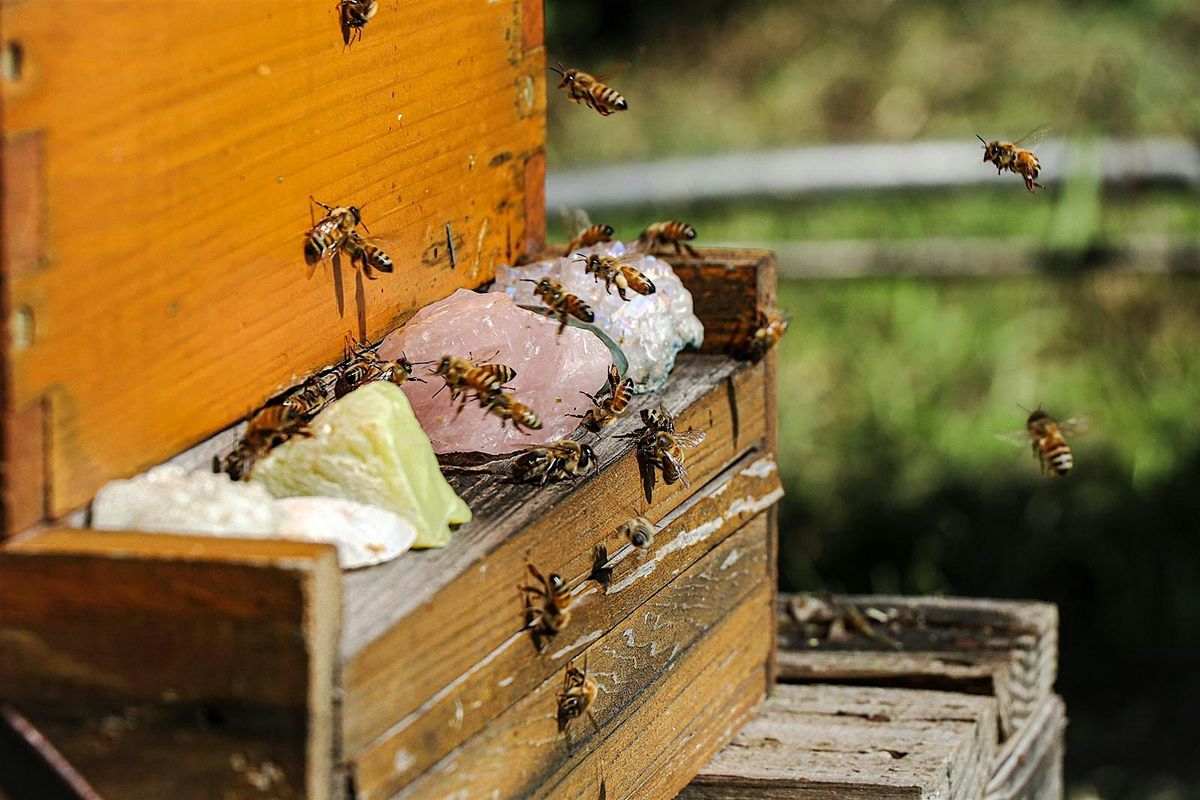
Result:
[0, 2, 782, 798]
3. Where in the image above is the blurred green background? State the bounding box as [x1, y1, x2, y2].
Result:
[544, 1, 1200, 798]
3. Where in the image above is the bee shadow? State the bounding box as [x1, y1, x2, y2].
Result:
[331, 251, 346, 319]
[354, 267, 368, 342]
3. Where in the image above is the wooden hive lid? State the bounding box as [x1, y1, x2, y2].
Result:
[0, 0, 548, 533]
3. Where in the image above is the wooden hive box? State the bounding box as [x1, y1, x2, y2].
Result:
[0, 2, 783, 798]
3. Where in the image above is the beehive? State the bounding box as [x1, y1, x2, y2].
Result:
[0, 2, 782, 798]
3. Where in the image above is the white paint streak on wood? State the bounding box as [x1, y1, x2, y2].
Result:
[607, 559, 657, 595]
[725, 487, 785, 520]
[392, 748, 416, 775]
[739, 457, 778, 479]
[497, 675, 515, 688]
[548, 629, 603, 661]
[719, 548, 741, 570]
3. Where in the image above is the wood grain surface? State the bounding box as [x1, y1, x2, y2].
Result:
[0, 532, 342, 799]
[984, 693, 1065, 800]
[352, 450, 782, 798]
[0, 0, 546, 532]
[389, 517, 773, 800]
[682, 683, 998, 800]
[340, 354, 768, 754]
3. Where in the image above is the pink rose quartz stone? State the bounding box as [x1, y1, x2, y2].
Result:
[378, 289, 612, 455]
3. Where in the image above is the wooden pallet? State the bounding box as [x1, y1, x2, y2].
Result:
[683, 594, 1065, 800]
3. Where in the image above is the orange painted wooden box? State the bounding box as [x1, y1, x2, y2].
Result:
[0, 2, 782, 798]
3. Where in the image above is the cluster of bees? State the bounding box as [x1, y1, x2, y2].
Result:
[434, 354, 543, 433]
[214, 336, 421, 479]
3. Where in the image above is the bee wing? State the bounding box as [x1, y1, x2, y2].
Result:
[673, 430, 708, 448]
[660, 451, 689, 487]
[559, 206, 593, 236]
[1012, 125, 1052, 147]
[993, 429, 1031, 448]
[1058, 416, 1090, 437]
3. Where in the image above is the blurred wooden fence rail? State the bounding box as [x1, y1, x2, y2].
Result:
[682, 594, 1065, 800]
[547, 138, 1200, 209]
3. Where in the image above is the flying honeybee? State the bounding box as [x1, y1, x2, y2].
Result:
[342, 230, 394, 279]
[521, 277, 595, 333]
[743, 308, 789, 360]
[339, 0, 378, 46]
[638, 221, 699, 258]
[482, 391, 543, 432]
[556, 655, 600, 735]
[618, 516, 655, 550]
[572, 364, 634, 432]
[551, 63, 628, 116]
[1024, 408, 1076, 476]
[565, 223, 614, 256]
[978, 128, 1047, 193]
[432, 355, 516, 406]
[519, 562, 572, 649]
[512, 439, 596, 484]
[576, 253, 655, 301]
[621, 407, 707, 502]
[304, 196, 364, 266]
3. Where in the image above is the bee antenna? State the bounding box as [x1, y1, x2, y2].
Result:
[976, 134, 988, 146]
[550, 62, 565, 76]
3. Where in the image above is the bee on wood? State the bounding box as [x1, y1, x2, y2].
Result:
[571, 364, 634, 433]
[519, 562, 572, 648]
[638, 221, 699, 258]
[978, 128, 1047, 193]
[622, 407, 707, 502]
[339, 0, 378, 46]
[521, 277, 595, 333]
[304, 197, 364, 266]
[283, 376, 332, 420]
[618, 516, 655, 550]
[742, 308, 789, 361]
[1024, 408, 1075, 476]
[383, 353, 426, 387]
[551, 63, 627, 117]
[333, 335, 386, 398]
[216, 404, 311, 480]
[482, 391, 543, 432]
[576, 253, 655, 301]
[565, 223, 614, 256]
[557, 655, 601, 735]
[512, 439, 596, 484]
[342, 230, 394, 279]
[432, 355, 516, 406]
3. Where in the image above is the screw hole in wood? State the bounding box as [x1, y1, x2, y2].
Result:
[1, 41, 23, 82]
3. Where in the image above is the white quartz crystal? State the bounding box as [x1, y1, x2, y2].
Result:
[90, 464, 417, 569]
[493, 241, 704, 393]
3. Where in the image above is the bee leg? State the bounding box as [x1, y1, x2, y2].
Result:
[684, 243, 701, 258]
[586, 709, 601, 734]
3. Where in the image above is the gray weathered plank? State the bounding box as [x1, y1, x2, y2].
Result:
[681, 683, 997, 800]
[985, 694, 1066, 800]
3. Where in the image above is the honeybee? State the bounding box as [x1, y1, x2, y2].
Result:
[622, 408, 707, 502]
[572, 364, 634, 432]
[482, 391, 543, 432]
[512, 439, 596, 484]
[521, 277, 595, 333]
[333, 335, 385, 398]
[383, 354, 425, 387]
[743, 308, 789, 360]
[519, 562, 572, 648]
[304, 197, 364, 265]
[978, 128, 1047, 193]
[432, 355, 516, 405]
[638, 221, 699, 258]
[216, 404, 311, 480]
[556, 655, 600, 735]
[576, 253, 656, 301]
[339, 0, 378, 46]
[341, 230, 394, 279]
[565, 223, 614, 256]
[618, 516, 655, 550]
[551, 63, 627, 117]
[1024, 408, 1075, 476]
[283, 376, 332, 420]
